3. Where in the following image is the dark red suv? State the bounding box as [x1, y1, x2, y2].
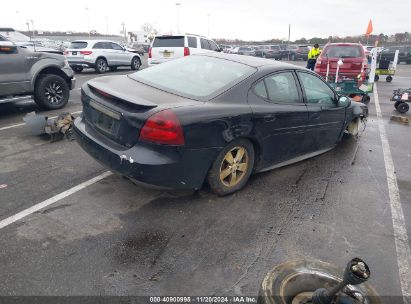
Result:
[314, 43, 367, 82]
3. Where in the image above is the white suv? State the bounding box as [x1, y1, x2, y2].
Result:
[148, 34, 220, 66]
[64, 40, 142, 74]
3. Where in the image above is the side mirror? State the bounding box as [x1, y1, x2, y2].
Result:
[338, 96, 351, 107]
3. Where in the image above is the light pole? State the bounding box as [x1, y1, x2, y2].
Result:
[85, 7, 90, 37]
[207, 13, 210, 38]
[175, 3, 181, 34]
[30, 20, 35, 39]
[121, 22, 126, 43]
[16, 10, 20, 30]
[26, 21, 31, 39]
[105, 16, 109, 35]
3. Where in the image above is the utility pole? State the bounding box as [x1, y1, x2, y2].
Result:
[288, 24, 290, 44]
[207, 13, 210, 38]
[175, 3, 181, 34]
[85, 7, 90, 37]
[288, 24, 291, 60]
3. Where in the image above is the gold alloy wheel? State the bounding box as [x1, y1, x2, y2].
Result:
[219, 146, 249, 187]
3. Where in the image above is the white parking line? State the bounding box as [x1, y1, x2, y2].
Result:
[0, 111, 83, 132]
[374, 83, 411, 298]
[0, 171, 112, 230]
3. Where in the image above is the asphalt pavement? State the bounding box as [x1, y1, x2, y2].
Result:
[0, 56, 410, 301]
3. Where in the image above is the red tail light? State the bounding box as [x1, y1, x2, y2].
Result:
[80, 51, 93, 55]
[148, 47, 152, 58]
[184, 47, 190, 56]
[63, 50, 69, 55]
[140, 110, 184, 145]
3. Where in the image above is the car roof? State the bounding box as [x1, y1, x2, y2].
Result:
[195, 52, 304, 69]
[71, 40, 119, 44]
[324, 43, 363, 47]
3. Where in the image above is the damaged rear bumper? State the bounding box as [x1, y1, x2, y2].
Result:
[73, 117, 220, 190]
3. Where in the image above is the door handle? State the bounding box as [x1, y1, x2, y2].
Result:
[264, 114, 276, 122]
[311, 113, 321, 120]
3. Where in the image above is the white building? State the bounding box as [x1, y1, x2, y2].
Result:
[128, 31, 150, 45]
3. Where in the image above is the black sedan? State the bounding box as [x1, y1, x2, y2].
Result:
[74, 53, 367, 195]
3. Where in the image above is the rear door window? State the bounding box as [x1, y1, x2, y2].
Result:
[153, 36, 184, 47]
[187, 36, 197, 48]
[69, 41, 88, 49]
[264, 72, 300, 103]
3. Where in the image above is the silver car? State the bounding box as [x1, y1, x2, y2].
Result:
[64, 40, 141, 73]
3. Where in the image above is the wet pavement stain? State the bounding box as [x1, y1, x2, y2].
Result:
[113, 231, 170, 267]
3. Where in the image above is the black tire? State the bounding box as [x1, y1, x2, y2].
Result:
[291, 54, 296, 61]
[374, 75, 379, 81]
[72, 66, 83, 73]
[397, 102, 409, 113]
[207, 139, 254, 196]
[109, 66, 118, 72]
[95, 58, 107, 74]
[34, 74, 69, 110]
[131, 57, 141, 70]
[394, 101, 402, 109]
[386, 75, 393, 82]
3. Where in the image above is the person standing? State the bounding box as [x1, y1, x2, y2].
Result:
[307, 43, 321, 71]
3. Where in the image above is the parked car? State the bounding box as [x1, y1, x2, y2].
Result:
[148, 34, 220, 66]
[281, 45, 309, 60]
[315, 43, 367, 81]
[254, 45, 281, 59]
[380, 45, 411, 64]
[232, 46, 255, 56]
[127, 43, 148, 56]
[64, 40, 142, 73]
[73, 53, 367, 196]
[0, 36, 75, 109]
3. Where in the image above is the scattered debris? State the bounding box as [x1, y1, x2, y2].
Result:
[23, 112, 76, 142]
[390, 115, 409, 125]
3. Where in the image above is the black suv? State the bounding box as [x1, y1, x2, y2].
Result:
[0, 35, 75, 109]
[380, 45, 411, 64]
[280, 45, 309, 60]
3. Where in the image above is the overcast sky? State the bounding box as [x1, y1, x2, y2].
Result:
[3, 0, 410, 40]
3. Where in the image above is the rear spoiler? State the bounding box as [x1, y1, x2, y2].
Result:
[87, 80, 157, 108]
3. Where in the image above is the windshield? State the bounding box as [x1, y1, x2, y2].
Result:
[324, 45, 363, 58]
[129, 55, 255, 99]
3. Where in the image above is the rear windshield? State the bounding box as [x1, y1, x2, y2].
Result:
[153, 36, 184, 48]
[129, 56, 255, 99]
[324, 46, 362, 58]
[69, 41, 88, 49]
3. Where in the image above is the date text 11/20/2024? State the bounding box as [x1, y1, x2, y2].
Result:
[149, 296, 257, 303]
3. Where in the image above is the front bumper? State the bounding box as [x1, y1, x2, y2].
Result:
[73, 117, 220, 190]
